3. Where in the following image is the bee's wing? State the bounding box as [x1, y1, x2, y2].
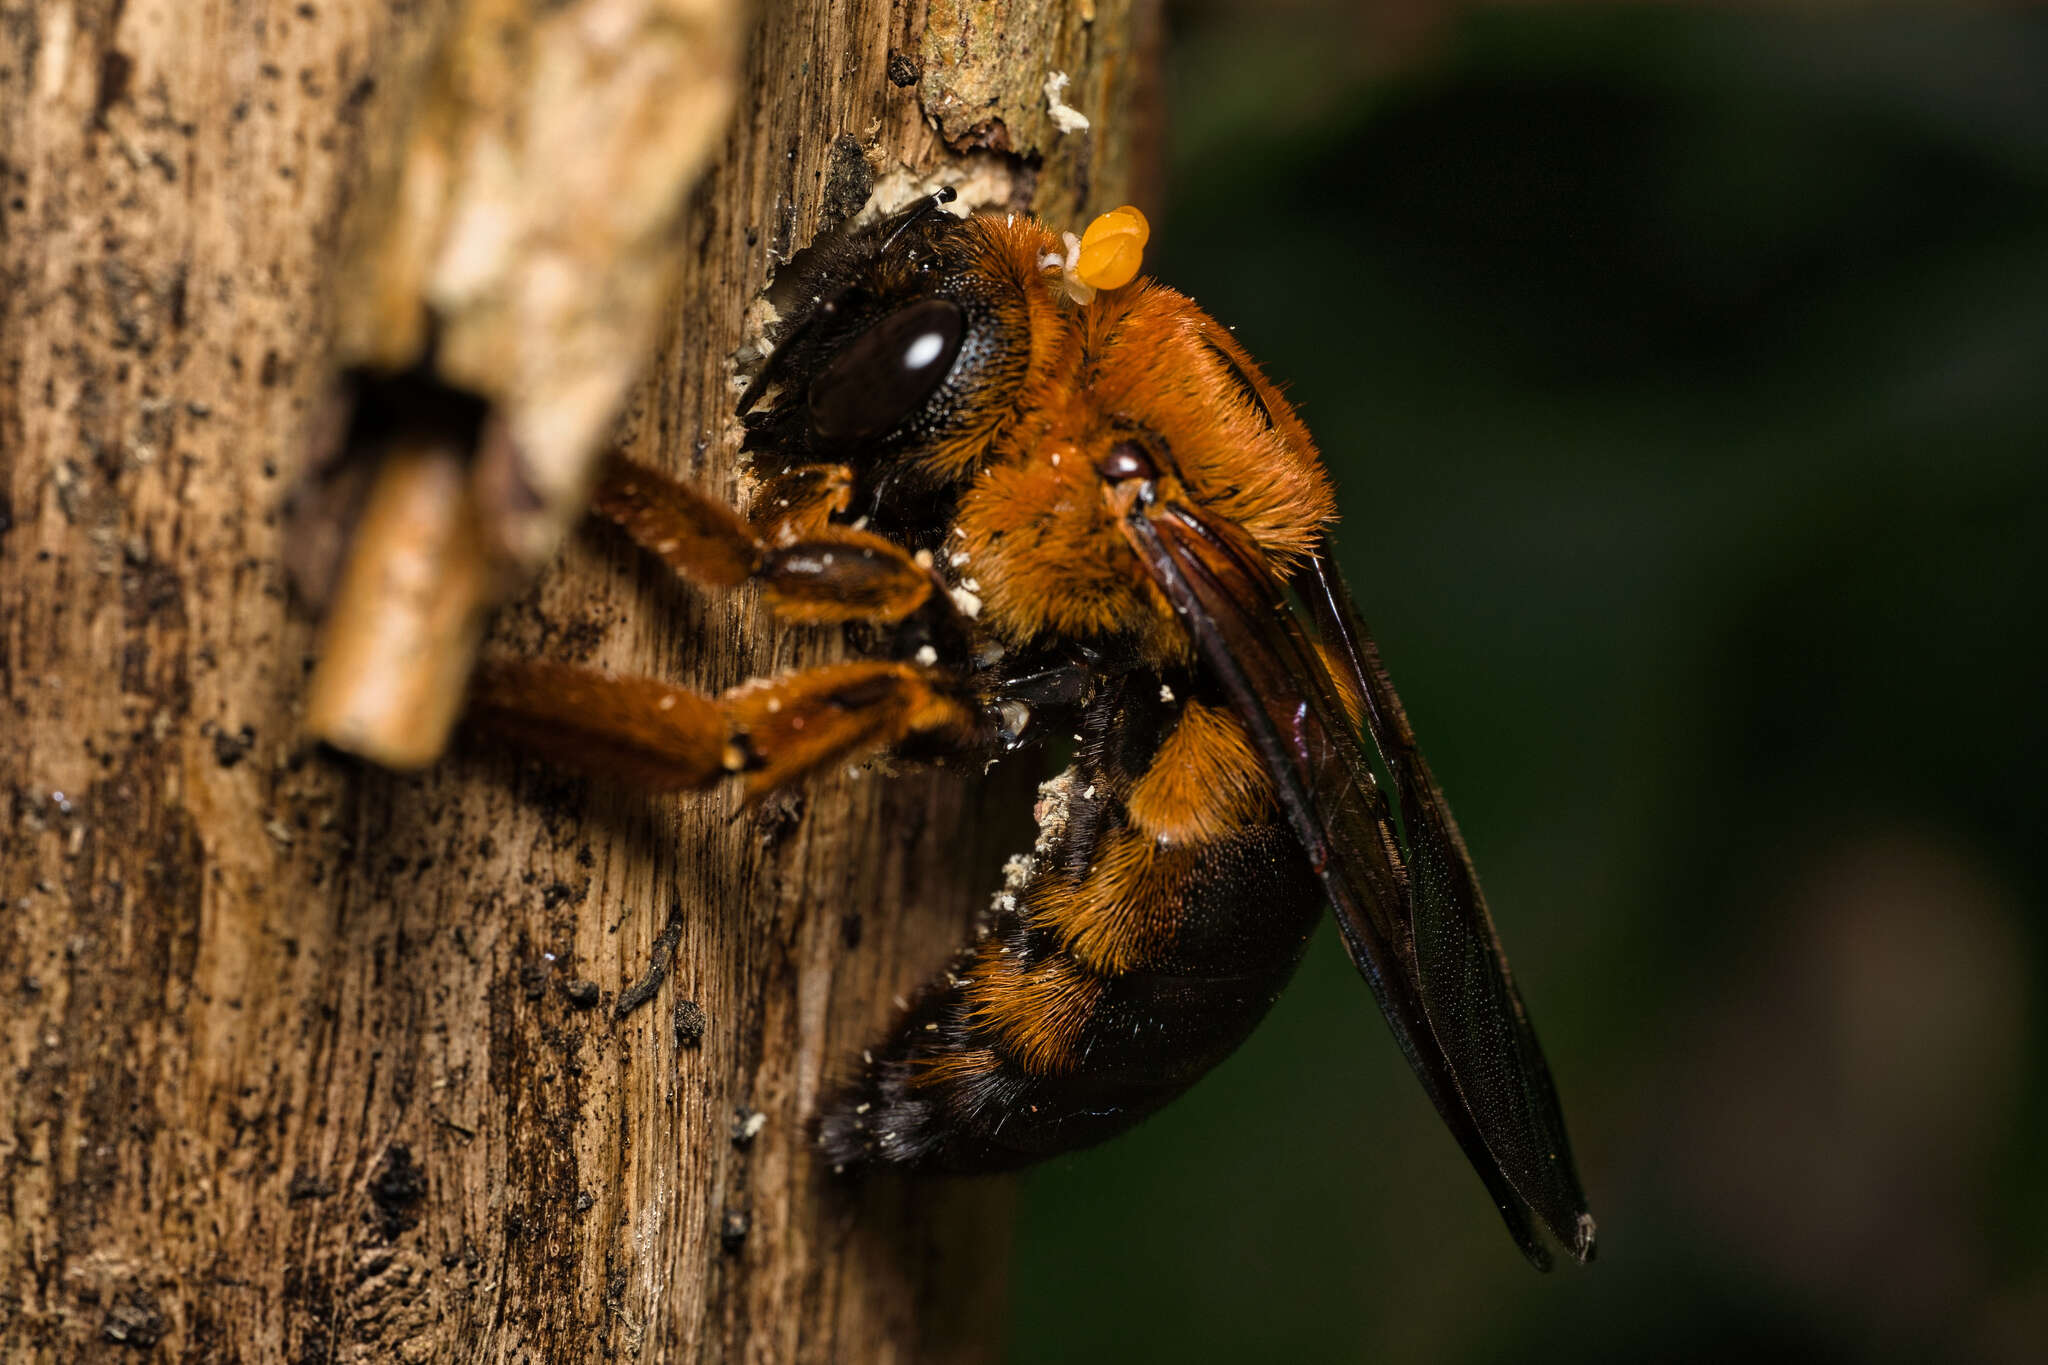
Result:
[1122, 499, 1595, 1270]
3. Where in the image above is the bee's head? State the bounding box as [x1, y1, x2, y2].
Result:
[739, 195, 1043, 492]
[741, 199, 1334, 662]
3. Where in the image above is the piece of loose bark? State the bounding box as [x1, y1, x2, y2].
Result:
[307, 0, 743, 764]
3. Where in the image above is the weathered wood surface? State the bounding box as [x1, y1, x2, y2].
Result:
[0, 0, 1152, 1359]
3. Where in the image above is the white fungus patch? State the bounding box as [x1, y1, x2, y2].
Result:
[1040, 230, 1095, 305]
[1032, 767, 1078, 854]
[1043, 71, 1091, 135]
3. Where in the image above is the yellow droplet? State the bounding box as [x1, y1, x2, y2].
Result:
[1075, 205, 1150, 291]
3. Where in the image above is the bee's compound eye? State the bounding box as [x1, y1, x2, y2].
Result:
[1096, 441, 1155, 482]
[807, 298, 966, 443]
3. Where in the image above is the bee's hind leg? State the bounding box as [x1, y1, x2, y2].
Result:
[467, 657, 984, 798]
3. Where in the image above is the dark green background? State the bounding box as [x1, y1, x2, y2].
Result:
[1008, 7, 2048, 1362]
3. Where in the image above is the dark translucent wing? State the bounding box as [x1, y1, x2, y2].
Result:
[1120, 496, 1593, 1268]
[1301, 550, 1595, 1265]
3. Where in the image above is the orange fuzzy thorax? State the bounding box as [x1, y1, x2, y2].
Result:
[939, 213, 1336, 661]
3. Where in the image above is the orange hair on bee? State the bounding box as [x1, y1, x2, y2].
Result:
[1035, 830, 1198, 976]
[944, 219, 1336, 661]
[1079, 288, 1334, 573]
[906, 1046, 1002, 1092]
[961, 449, 1184, 654]
[1125, 700, 1272, 845]
[912, 214, 1074, 483]
[960, 949, 1105, 1075]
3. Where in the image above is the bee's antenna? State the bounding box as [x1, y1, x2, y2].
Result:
[736, 292, 842, 416]
[879, 185, 959, 255]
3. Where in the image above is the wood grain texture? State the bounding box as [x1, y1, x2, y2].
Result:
[0, 0, 1153, 1359]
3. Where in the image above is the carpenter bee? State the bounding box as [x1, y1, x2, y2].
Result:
[473, 190, 1596, 1269]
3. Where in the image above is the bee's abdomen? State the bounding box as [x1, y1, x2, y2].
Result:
[820, 692, 1324, 1172]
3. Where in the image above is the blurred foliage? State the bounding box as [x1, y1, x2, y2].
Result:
[1008, 7, 2048, 1363]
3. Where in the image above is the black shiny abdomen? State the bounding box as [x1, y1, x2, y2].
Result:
[820, 674, 1324, 1172]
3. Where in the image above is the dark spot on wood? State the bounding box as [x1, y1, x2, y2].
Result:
[92, 49, 134, 128]
[562, 978, 601, 1009]
[212, 725, 254, 768]
[730, 1108, 763, 1148]
[368, 1144, 426, 1239]
[840, 913, 862, 949]
[287, 1170, 335, 1201]
[673, 999, 706, 1049]
[100, 260, 158, 353]
[720, 1208, 750, 1254]
[166, 262, 188, 330]
[259, 349, 282, 387]
[753, 789, 804, 848]
[887, 51, 920, 86]
[541, 879, 575, 909]
[955, 117, 1013, 154]
[520, 962, 549, 1001]
[614, 912, 682, 1019]
[100, 1284, 167, 1350]
[820, 134, 872, 226]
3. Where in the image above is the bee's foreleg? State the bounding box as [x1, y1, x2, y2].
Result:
[594, 453, 940, 627]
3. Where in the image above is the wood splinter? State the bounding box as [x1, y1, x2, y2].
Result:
[304, 432, 502, 769]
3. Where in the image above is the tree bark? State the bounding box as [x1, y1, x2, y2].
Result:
[1, 1, 1155, 1360]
